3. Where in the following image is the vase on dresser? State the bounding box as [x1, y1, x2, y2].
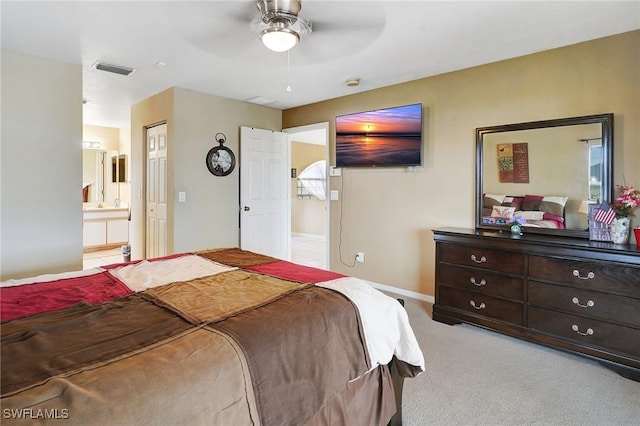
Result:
[610, 217, 631, 244]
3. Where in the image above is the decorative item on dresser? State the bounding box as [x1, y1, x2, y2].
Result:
[610, 184, 640, 244]
[432, 228, 640, 381]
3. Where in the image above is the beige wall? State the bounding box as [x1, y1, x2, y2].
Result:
[291, 141, 326, 236]
[130, 87, 281, 259]
[282, 31, 640, 297]
[83, 125, 119, 151]
[1, 49, 83, 279]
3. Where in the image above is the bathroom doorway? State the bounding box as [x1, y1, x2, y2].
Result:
[284, 123, 329, 269]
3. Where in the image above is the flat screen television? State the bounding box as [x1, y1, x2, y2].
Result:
[335, 103, 422, 167]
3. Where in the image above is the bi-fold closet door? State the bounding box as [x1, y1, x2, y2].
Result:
[146, 123, 168, 259]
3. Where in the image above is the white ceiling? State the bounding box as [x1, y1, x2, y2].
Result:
[2, 1, 639, 129]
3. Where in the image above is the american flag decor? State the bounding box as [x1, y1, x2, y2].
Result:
[593, 202, 616, 225]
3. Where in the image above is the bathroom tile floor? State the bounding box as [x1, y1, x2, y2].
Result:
[83, 248, 124, 270]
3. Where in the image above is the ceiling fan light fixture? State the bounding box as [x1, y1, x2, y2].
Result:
[260, 27, 299, 52]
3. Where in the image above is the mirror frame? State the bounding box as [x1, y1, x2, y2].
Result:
[475, 113, 614, 239]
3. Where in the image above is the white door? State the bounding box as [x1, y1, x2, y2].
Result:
[146, 123, 168, 259]
[240, 126, 290, 260]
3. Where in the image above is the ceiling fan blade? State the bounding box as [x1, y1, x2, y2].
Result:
[169, 1, 260, 58]
[291, 2, 386, 63]
[310, 19, 384, 35]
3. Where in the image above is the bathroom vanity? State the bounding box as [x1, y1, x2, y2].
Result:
[82, 203, 129, 251]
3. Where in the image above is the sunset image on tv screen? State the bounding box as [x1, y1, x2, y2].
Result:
[336, 103, 422, 167]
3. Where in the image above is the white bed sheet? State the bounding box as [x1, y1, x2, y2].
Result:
[318, 277, 425, 373]
[108, 255, 237, 291]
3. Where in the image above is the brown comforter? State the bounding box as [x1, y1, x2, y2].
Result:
[1, 249, 400, 425]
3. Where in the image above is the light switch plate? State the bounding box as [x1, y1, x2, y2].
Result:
[330, 190, 339, 201]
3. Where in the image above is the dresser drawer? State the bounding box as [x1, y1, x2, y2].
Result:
[528, 281, 640, 328]
[437, 286, 524, 325]
[529, 255, 640, 297]
[529, 307, 640, 358]
[438, 263, 523, 300]
[438, 244, 524, 275]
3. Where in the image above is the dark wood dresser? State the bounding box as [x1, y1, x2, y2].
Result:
[433, 227, 640, 381]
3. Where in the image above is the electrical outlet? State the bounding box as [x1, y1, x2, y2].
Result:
[355, 252, 365, 263]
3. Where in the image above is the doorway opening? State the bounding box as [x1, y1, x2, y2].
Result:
[284, 123, 329, 269]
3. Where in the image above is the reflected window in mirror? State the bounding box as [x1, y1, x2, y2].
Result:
[589, 144, 602, 202]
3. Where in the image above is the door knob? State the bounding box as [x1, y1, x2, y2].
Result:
[243, 206, 250, 211]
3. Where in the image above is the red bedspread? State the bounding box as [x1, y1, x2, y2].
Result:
[0, 272, 132, 321]
[246, 260, 346, 284]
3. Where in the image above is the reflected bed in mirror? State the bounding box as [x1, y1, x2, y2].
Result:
[476, 113, 613, 239]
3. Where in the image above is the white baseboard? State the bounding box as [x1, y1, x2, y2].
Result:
[364, 280, 435, 304]
[291, 232, 325, 239]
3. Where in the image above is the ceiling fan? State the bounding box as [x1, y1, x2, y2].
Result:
[171, 1, 385, 64]
[254, 0, 312, 52]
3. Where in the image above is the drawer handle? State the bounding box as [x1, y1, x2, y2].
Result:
[470, 255, 487, 264]
[572, 269, 595, 280]
[469, 300, 486, 310]
[571, 297, 595, 308]
[470, 277, 487, 286]
[571, 324, 594, 336]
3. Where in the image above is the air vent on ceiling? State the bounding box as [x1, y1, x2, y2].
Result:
[92, 61, 135, 76]
[245, 96, 275, 106]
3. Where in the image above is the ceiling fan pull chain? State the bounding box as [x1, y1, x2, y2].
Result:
[286, 50, 292, 92]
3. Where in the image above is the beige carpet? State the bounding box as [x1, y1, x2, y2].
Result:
[391, 294, 640, 426]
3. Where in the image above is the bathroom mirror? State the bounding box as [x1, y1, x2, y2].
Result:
[83, 149, 120, 202]
[476, 113, 613, 239]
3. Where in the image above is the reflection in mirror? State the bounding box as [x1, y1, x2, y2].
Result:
[588, 145, 602, 201]
[111, 154, 126, 183]
[82, 149, 120, 203]
[83, 148, 103, 202]
[476, 114, 613, 239]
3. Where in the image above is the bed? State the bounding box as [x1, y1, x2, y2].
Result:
[482, 194, 567, 229]
[1, 248, 424, 425]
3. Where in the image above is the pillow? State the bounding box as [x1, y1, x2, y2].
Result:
[491, 206, 516, 219]
[483, 194, 506, 208]
[522, 195, 544, 211]
[502, 196, 524, 211]
[539, 196, 568, 217]
[515, 211, 545, 221]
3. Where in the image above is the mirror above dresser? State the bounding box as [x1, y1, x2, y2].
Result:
[475, 113, 613, 239]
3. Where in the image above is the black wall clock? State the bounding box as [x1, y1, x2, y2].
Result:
[206, 132, 236, 176]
